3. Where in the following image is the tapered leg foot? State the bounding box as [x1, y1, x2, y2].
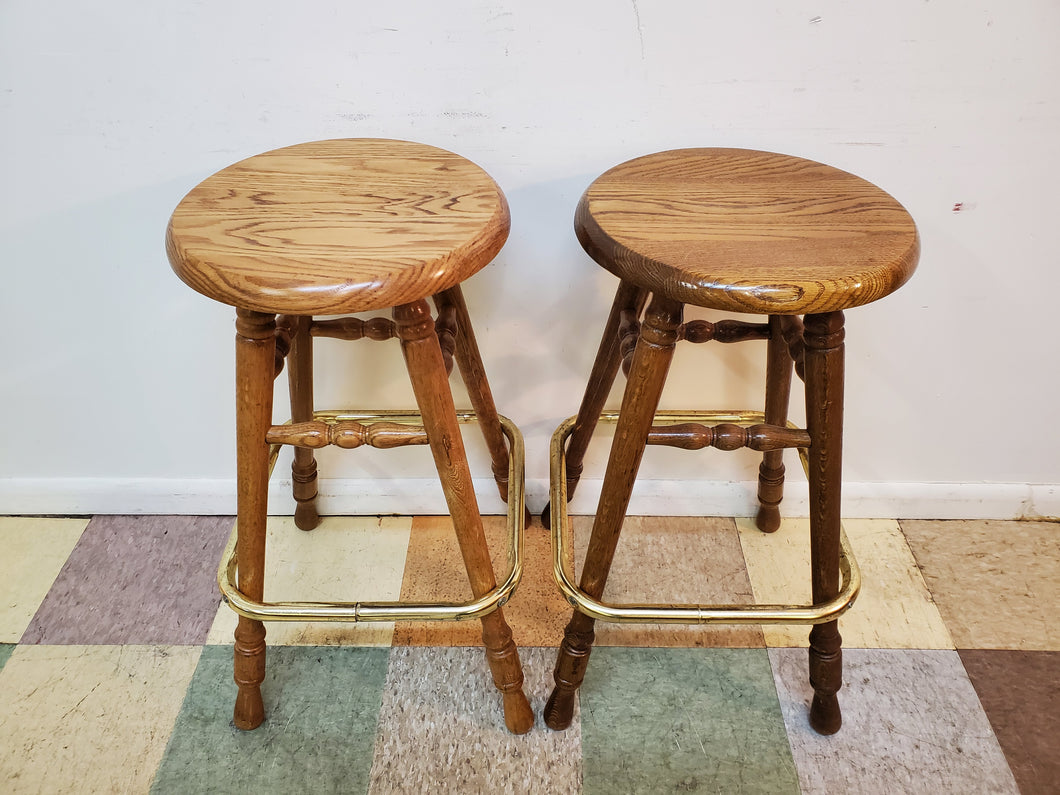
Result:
[808, 621, 843, 735]
[755, 457, 786, 533]
[754, 506, 781, 533]
[293, 497, 320, 531]
[809, 693, 842, 735]
[544, 613, 596, 731]
[543, 686, 576, 731]
[540, 501, 552, 530]
[503, 691, 535, 734]
[233, 617, 266, 730]
[233, 688, 265, 731]
[481, 609, 534, 734]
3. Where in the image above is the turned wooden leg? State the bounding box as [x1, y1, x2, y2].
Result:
[544, 294, 683, 731]
[803, 311, 845, 735]
[395, 299, 534, 735]
[286, 315, 320, 531]
[433, 287, 511, 499]
[542, 280, 648, 527]
[756, 315, 794, 533]
[233, 308, 275, 730]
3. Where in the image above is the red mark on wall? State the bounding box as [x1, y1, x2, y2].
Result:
[952, 202, 964, 212]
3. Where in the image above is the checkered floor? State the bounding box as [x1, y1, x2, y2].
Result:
[0, 514, 1056, 793]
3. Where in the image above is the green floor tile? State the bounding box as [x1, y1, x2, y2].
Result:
[0, 644, 13, 671]
[151, 645, 390, 794]
[580, 647, 799, 794]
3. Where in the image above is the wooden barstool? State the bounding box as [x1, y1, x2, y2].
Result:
[543, 148, 919, 734]
[166, 138, 534, 734]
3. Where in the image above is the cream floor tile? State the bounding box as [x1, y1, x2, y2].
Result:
[739, 518, 953, 649]
[0, 644, 201, 794]
[573, 515, 765, 648]
[206, 515, 411, 647]
[901, 519, 1060, 650]
[0, 517, 89, 643]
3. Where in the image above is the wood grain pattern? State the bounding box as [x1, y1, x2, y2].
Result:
[166, 139, 510, 315]
[394, 300, 533, 734]
[756, 315, 794, 533]
[545, 294, 684, 732]
[575, 148, 919, 314]
[232, 308, 276, 730]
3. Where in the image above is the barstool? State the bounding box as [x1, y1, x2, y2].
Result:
[543, 148, 919, 734]
[166, 138, 534, 734]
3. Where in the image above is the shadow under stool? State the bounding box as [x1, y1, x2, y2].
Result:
[165, 138, 534, 734]
[543, 148, 919, 735]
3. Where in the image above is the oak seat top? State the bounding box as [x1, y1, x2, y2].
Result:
[166, 139, 510, 315]
[576, 148, 920, 315]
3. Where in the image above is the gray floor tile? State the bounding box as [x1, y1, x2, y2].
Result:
[769, 648, 1019, 794]
[367, 646, 581, 794]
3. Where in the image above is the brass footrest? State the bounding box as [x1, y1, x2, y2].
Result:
[220, 411, 525, 623]
[549, 410, 861, 625]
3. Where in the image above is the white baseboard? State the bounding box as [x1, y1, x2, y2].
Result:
[0, 477, 1057, 520]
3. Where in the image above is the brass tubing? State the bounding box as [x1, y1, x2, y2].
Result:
[218, 413, 525, 623]
[549, 412, 861, 625]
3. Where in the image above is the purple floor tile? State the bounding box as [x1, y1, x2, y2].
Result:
[21, 515, 233, 645]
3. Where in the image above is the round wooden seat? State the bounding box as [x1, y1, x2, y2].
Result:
[166, 138, 510, 315]
[575, 148, 920, 315]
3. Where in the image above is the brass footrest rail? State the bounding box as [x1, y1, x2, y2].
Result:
[220, 411, 525, 623]
[549, 410, 861, 625]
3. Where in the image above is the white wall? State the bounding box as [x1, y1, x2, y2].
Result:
[1, 1, 1057, 519]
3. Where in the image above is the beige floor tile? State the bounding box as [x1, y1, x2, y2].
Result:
[571, 515, 765, 648]
[901, 519, 1060, 650]
[739, 517, 953, 649]
[393, 515, 571, 647]
[0, 644, 201, 794]
[206, 515, 411, 647]
[0, 517, 89, 643]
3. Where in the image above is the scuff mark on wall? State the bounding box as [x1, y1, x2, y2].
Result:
[631, 0, 646, 59]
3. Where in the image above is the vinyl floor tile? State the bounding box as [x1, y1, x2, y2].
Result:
[959, 649, 1060, 795]
[0, 517, 88, 642]
[367, 646, 581, 794]
[205, 516, 411, 647]
[393, 515, 570, 648]
[22, 515, 233, 645]
[1, 511, 1053, 792]
[151, 645, 390, 794]
[739, 518, 953, 649]
[900, 520, 1060, 650]
[579, 647, 799, 794]
[0, 644, 201, 794]
[769, 648, 1018, 794]
[572, 516, 765, 648]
